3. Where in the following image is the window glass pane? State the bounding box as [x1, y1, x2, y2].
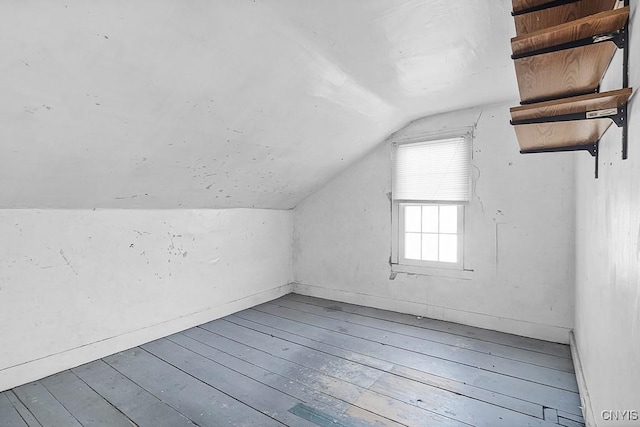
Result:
[421, 205, 438, 233]
[404, 206, 421, 232]
[421, 233, 438, 261]
[404, 233, 421, 260]
[439, 234, 457, 263]
[439, 205, 458, 233]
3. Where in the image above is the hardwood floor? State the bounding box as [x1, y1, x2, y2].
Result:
[0, 294, 584, 426]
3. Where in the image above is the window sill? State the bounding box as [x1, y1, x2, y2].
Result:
[391, 263, 474, 280]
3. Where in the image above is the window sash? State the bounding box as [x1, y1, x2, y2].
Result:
[397, 203, 464, 269]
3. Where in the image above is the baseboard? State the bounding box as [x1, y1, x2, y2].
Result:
[0, 283, 293, 392]
[570, 331, 595, 427]
[293, 282, 571, 344]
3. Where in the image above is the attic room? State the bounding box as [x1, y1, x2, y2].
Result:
[0, 0, 638, 426]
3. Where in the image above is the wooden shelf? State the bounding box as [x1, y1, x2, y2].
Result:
[513, 0, 619, 35]
[509, 0, 631, 178]
[510, 89, 631, 152]
[511, 7, 628, 103]
[511, 8, 628, 55]
[515, 44, 617, 103]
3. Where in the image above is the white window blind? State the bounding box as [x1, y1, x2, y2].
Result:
[393, 136, 470, 202]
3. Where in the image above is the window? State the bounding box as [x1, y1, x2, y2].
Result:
[400, 203, 463, 265]
[392, 134, 471, 270]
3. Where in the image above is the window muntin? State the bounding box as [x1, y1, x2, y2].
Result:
[399, 203, 463, 267]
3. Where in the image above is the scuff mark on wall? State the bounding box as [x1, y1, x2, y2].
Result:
[470, 110, 485, 217]
[473, 108, 483, 134]
[494, 219, 509, 271]
[167, 232, 188, 257]
[471, 164, 485, 215]
[59, 249, 78, 275]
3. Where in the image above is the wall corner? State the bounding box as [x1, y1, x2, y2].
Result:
[570, 330, 596, 427]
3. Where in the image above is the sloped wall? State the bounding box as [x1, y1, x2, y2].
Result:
[0, 208, 292, 391]
[293, 101, 576, 343]
[573, 5, 640, 425]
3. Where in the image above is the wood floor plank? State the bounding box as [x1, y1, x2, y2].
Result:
[4, 295, 583, 427]
[203, 318, 550, 427]
[544, 407, 559, 423]
[390, 365, 544, 419]
[558, 416, 586, 427]
[279, 296, 574, 372]
[142, 338, 318, 427]
[220, 315, 549, 420]
[351, 390, 469, 427]
[200, 319, 384, 390]
[72, 360, 195, 427]
[344, 406, 407, 427]
[255, 302, 578, 392]
[206, 310, 545, 425]
[287, 294, 571, 358]
[196, 318, 543, 421]
[0, 392, 28, 427]
[369, 372, 558, 427]
[39, 371, 134, 427]
[168, 331, 387, 427]
[183, 326, 366, 404]
[103, 348, 282, 427]
[4, 391, 41, 427]
[557, 410, 585, 424]
[174, 329, 361, 406]
[229, 309, 583, 416]
[195, 321, 469, 425]
[12, 382, 82, 427]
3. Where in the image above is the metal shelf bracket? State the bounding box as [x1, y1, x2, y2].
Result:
[510, 105, 628, 127]
[511, 0, 580, 17]
[622, 0, 630, 159]
[513, 0, 630, 178]
[511, 28, 625, 61]
[521, 142, 601, 178]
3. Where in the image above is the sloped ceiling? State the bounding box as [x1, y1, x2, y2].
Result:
[0, 0, 518, 209]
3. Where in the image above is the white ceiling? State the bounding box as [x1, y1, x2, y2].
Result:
[0, 0, 518, 209]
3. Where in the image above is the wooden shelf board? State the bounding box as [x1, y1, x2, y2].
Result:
[511, 7, 628, 55]
[514, 0, 619, 36]
[514, 42, 617, 103]
[514, 120, 612, 151]
[510, 89, 632, 151]
[510, 88, 631, 120]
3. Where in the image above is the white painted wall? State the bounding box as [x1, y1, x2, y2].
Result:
[293, 102, 576, 343]
[0, 1, 517, 210]
[0, 208, 292, 392]
[573, 5, 640, 426]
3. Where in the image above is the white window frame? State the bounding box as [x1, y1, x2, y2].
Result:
[391, 129, 473, 276]
[397, 202, 464, 269]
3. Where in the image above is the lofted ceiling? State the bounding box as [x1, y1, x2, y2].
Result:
[0, 0, 518, 209]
